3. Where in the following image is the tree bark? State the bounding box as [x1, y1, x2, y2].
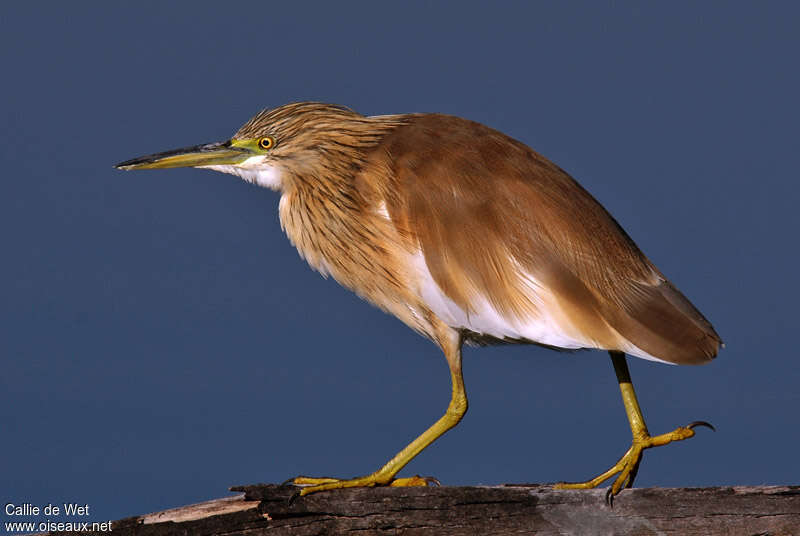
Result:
[53, 484, 800, 535]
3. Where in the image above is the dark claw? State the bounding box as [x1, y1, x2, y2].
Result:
[423, 476, 441, 486]
[687, 420, 715, 432]
[288, 489, 301, 505]
[281, 477, 298, 486]
[605, 487, 614, 507]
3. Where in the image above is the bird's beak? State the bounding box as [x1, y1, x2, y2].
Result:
[114, 140, 253, 170]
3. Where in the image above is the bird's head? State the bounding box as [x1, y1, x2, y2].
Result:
[115, 102, 399, 191]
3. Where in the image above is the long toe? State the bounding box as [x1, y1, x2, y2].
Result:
[554, 421, 710, 499]
[293, 473, 436, 497]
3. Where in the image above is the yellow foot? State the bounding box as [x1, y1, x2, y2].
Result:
[554, 421, 713, 502]
[291, 474, 438, 496]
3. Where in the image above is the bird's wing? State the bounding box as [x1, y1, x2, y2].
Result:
[378, 114, 720, 364]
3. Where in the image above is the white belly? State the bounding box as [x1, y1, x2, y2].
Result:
[409, 251, 587, 349]
[409, 251, 668, 363]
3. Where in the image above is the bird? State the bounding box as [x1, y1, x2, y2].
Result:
[116, 102, 721, 500]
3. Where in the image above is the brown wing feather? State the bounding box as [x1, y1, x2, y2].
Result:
[377, 114, 721, 365]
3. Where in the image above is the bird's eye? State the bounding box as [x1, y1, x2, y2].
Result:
[258, 136, 275, 150]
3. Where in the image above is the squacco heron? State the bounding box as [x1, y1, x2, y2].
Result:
[116, 102, 721, 500]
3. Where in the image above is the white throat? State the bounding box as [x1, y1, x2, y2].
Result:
[199, 156, 282, 190]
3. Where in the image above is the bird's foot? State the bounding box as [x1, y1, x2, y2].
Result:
[290, 473, 438, 497]
[554, 421, 713, 502]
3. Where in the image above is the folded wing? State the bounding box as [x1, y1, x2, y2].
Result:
[380, 114, 721, 365]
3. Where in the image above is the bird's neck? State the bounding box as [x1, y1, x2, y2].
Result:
[275, 114, 408, 276]
[277, 154, 386, 281]
[275, 122, 431, 336]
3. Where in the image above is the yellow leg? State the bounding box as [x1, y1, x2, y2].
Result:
[555, 351, 712, 500]
[293, 332, 467, 496]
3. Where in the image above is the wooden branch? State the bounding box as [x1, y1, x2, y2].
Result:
[70, 484, 800, 535]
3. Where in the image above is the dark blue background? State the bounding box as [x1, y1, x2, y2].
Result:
[2, 1, 798, 525]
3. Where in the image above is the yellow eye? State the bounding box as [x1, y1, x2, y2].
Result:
[258, 136, 275, 150]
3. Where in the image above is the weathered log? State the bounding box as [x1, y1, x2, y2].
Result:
[52, 484, 800, 535]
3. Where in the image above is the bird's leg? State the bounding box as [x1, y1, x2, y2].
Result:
[292, 335, 467, 496]
[555, 351, 712, 500]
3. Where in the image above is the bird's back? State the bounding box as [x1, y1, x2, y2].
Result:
[369, 114, 721, 365]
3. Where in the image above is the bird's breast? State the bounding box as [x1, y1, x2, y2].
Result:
[278, 187, 437, 338]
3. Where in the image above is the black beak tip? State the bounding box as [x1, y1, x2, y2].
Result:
[114, 157, 144, 170]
